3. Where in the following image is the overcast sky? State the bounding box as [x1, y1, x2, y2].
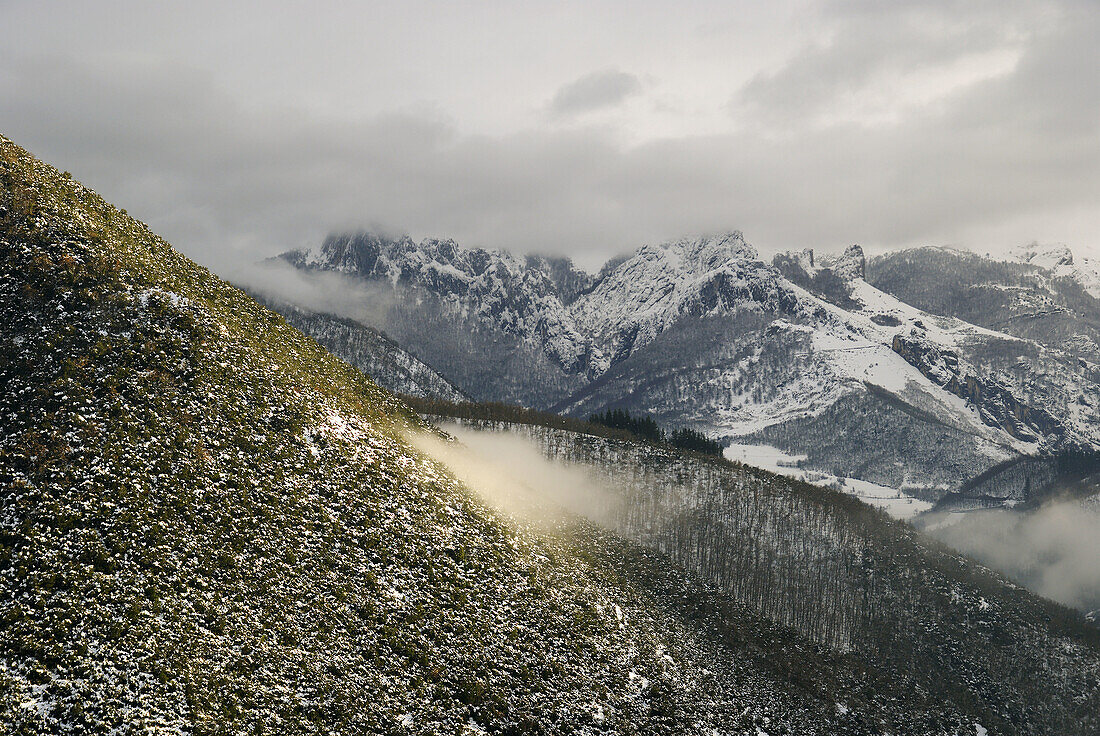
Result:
[3, 0, 1099, 273]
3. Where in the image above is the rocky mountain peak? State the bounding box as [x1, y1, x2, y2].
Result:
[303, 231, 413, 276]
[673, 232, 758, 271]
[828, 244, 866, 281]
[524, 254, 596, 304]
[775, 245, 864, 282]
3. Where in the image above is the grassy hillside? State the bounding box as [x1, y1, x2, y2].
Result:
[2, 135, 1097, 735]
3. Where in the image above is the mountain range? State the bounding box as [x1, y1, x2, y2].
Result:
[273, 231, 1100, 508]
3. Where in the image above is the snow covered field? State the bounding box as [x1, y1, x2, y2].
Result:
[724, 443, 932, 520]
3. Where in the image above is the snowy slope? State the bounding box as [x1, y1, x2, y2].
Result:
[277, 232, 1100, 501]
[1012, 243, 1100, 299]
[569, 233, 812, 370]
[867, 245, 1100, 360]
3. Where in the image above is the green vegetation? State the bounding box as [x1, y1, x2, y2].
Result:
[587, 408, 723, 456]
[589, 408, 663, 442]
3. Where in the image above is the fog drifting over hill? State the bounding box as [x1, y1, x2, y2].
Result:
[928, 501, 1100, 612]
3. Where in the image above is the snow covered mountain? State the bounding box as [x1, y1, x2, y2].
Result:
[1011, 242, 1100, 299]
[867, 245, 1100, 360]
[569, 233, 811, 372]
[280, 233, 596, 406]
[277, 232, 1100, 503]
[562, 236, 1099, 499]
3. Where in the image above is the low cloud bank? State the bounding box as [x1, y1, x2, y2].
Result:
[407, 424, 622, 529]
[231, 258, 396, 328]
[927, 500, 1100, 612]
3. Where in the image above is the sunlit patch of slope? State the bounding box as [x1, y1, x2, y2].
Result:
[0, 135, 1016, 735]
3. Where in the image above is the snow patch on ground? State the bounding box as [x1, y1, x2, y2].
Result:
[724, 443, 932, 520]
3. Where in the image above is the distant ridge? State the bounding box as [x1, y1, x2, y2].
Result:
[248, 291, 469, 402]
[277, 230, 1100, 504]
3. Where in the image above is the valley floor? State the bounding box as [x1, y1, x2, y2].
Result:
[723, 442, 933, 520]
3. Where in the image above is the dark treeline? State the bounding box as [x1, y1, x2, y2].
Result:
[399, 395, 643, 443]
[588, 408, 725, 456]
[589, 408, 662, 441]
[669, 427, 724, 456]
[403, 395, 726, 458]
[587, 410, 722, 456]
[952, 450, 1100, 506]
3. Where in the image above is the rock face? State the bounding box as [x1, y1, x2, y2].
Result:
[570, 233, 811, 372]
[891, 329, 1063, 444]
[823, 244, 867, 281]
[282, 234, 594, 374]
[277, 232, 1100, 501]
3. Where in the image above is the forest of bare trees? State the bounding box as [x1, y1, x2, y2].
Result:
[423, 410, 1100, 734]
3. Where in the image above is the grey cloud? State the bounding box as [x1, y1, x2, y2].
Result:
[928, 500, 1100, 611]
[236, 259, 400, 329]
[732, 0, 1043, 128]
[549, 69, 642, 116]
[2, 1, 1099, 281]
